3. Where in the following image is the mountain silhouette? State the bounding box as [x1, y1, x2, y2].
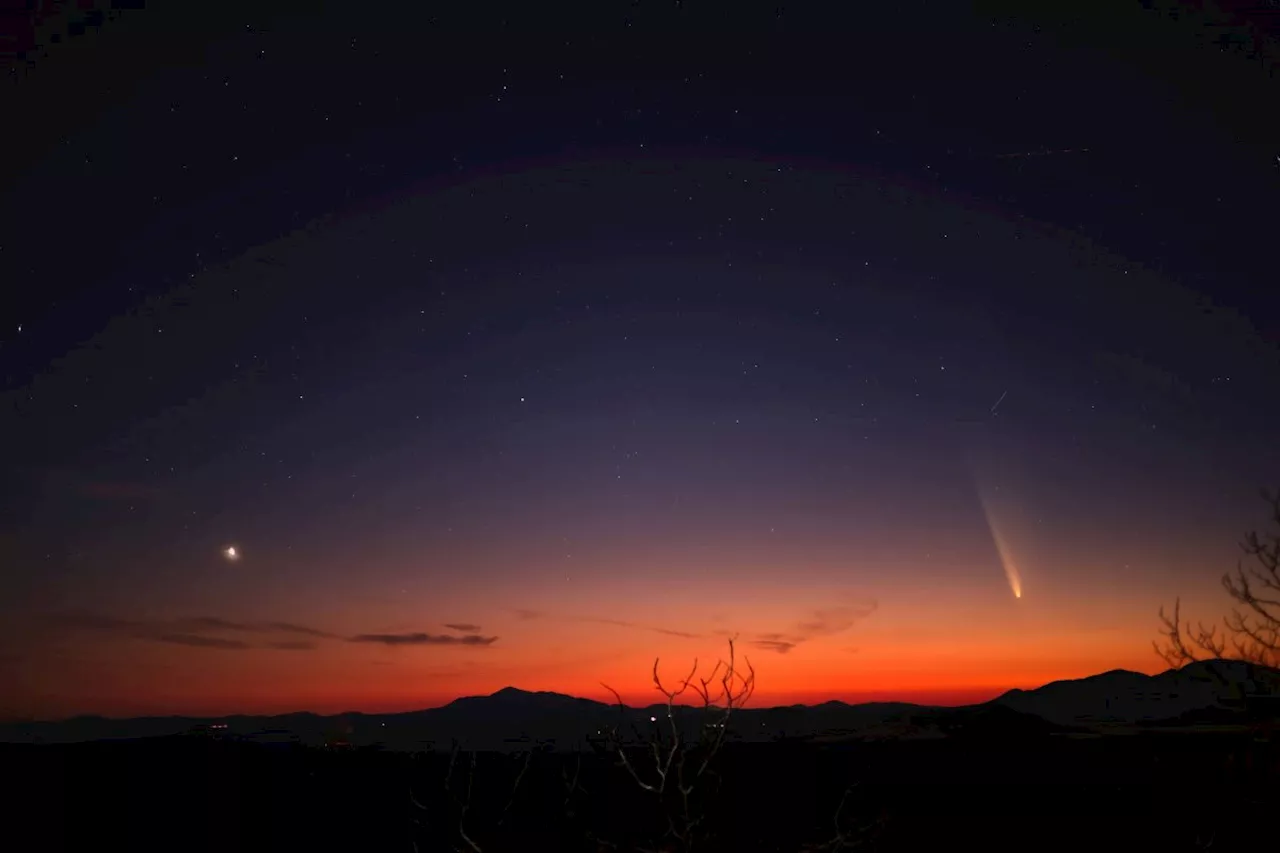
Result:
[3, 660, 1275, 750]
[994, 659, 1280, 725]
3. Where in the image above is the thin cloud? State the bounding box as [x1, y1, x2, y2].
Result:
[348, 632, 498, 647]
[164, 616, 338, 638]
[181, 616, 254, 632]
[155, 633, 251, 650]
[262, 622, 337, 638]
[795, 601, 878, 637]
[580, 617, 703, 639]
[513, 600, 868, 652]
[508, 608, 699, 639]
[750, 598, 878, 655]
[52, 611, 338, 650]
[751, 639, 796, 654]
[443, 623, 482, 632]
[179, 617, 337, 637]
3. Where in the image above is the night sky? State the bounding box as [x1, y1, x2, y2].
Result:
[3, 1, 1279, 721]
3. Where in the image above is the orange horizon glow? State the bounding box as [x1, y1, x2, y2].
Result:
[3, 467, 1237, 723]
[4, 154, 1268, 728]
[3, 488, 1238, 723]
[6, 585, 1190, 721]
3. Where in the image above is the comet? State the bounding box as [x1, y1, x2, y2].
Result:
[985, 511, 1023, 598]
[968, 470, 1024, 600]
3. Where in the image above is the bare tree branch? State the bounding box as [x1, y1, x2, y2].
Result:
[497, 748, 534, 828]
[798, 781, 886, 852]
[598, 637, 756, 852]
[439, 739, 482, 853]
[1156, 487, 1280, 671]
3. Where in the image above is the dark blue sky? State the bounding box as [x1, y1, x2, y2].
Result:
[2, 1, 1279, 718]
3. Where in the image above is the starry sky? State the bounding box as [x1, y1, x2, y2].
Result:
[3, 1, 1280, 721]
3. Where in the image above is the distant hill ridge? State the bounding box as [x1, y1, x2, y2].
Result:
[2, 660, 1276, 749]
[995, 659, 1280, 725]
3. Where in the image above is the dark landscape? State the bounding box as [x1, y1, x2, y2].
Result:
[5, 659, 1278, 852]
[4, 1, 1280, 852]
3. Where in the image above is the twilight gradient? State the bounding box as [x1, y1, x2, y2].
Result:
[3, 3, 1278, 722]
[5, 155, 1275, 719]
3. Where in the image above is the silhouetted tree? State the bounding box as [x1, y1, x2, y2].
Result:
[409, 738, 536, 853]
[1156, 487, 1280, 669]
[596, 637, 755, 853]
[407, 638, 876, 851]
[409, 740, 483, 852]
[1154, 487, 1280, 799]
[797, 782, 886, 853]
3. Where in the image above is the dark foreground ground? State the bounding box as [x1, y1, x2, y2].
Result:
[4, 729, 1277, 852]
